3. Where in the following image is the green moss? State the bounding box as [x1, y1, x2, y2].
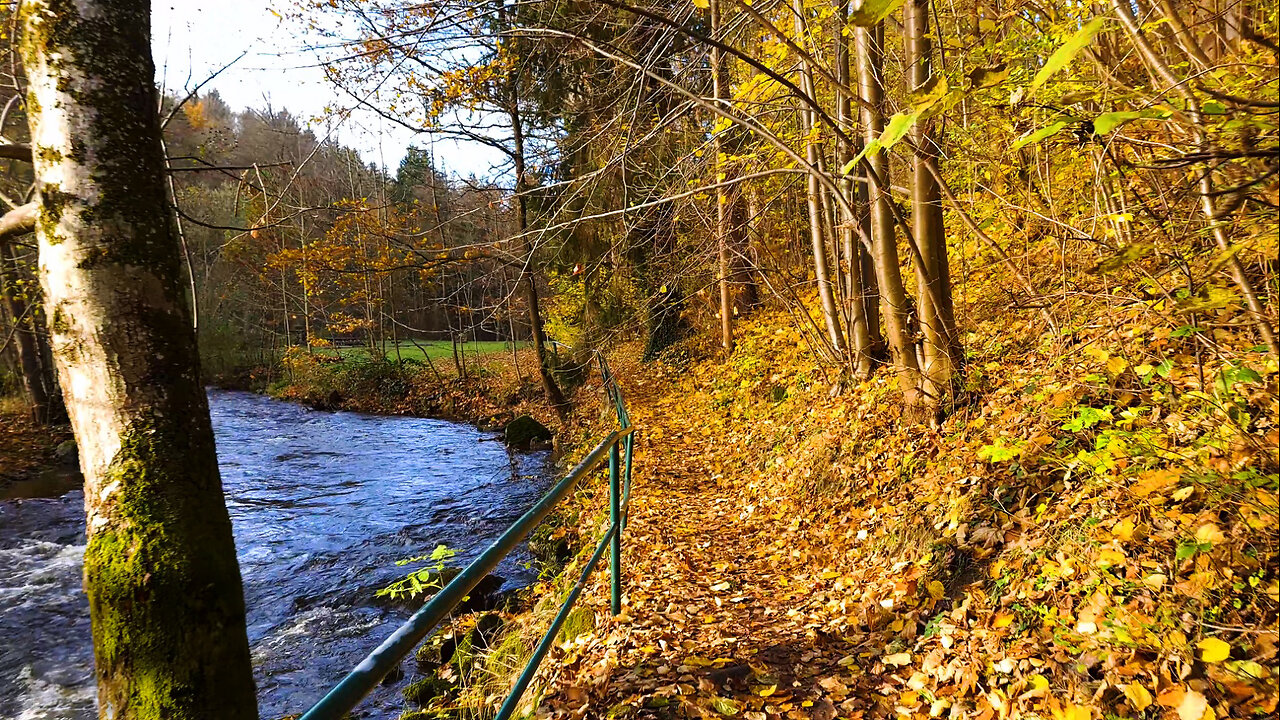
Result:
[398, 710, 449, 720]
[451, 629, 478, 677]
[80, 415, 256, 717]
[403, 675, 454, 706]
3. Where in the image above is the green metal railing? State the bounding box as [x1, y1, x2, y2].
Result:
[298, 353, 634, 720]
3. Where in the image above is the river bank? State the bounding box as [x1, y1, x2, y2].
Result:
[257, 345, 572, 435]
[0, 398, 77, 500]
[202, 345, 632, 719]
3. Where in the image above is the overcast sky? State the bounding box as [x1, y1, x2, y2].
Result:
[151, 0, 504, 179]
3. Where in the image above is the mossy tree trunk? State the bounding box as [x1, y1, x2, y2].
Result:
[18, 1, 259, 718]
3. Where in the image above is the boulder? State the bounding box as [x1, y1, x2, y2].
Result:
[450, 612, 506, 676]
[53, 439, 78, 466]
[415, 631, 459, 671]
[503, 415, 552, 450]
[403, 674, 454, 707]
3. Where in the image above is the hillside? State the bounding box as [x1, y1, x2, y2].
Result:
[500, 297, 1278, 720]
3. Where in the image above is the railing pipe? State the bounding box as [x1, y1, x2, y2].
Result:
[493, 522, 618, 720]
[608, 440, 622, 615]
[298, 430, 622, 720]
[622, 433, 634, 530]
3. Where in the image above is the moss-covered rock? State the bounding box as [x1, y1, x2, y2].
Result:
[468, 612, 504, 651]
[415, 630, 459, 670]
[503, 415, 552, 449]
[529, 522, 573, 567]
[448, 612, 507, 678]
[403, 674, 454, 706]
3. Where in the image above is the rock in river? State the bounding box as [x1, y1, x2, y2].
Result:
[503, 415, 552, 450]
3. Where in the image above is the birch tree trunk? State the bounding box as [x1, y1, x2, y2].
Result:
[18, 1, 258, 717]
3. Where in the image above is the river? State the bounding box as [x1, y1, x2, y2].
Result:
[0, 389, 552, 720]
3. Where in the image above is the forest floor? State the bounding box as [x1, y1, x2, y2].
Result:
[517, 302, 1278, 720]
[534, 367, 877, 720]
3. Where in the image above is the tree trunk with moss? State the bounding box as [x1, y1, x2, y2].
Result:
[18, 1, 258, 718]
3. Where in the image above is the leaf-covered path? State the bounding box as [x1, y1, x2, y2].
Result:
[533, 324, 1279, 720]
[541, 371, 865, 720]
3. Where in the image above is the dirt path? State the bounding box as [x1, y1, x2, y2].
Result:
[541, 376, 866, 720]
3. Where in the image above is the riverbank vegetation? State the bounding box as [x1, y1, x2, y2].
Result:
[1, 0, 1276, 719]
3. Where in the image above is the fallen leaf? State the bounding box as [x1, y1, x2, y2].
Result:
[883, 652, 912, 667]
[1197, 637, 1231, 663]
[1194, 523, 1225, 545]
[1177, 690, 1208, 720]
[1124, 683, 1153, 711]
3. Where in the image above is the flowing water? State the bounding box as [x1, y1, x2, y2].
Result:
[0, 389, 552, 720]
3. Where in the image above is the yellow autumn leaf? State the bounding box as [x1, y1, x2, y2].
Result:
[1053, 702, 1091, 720]
[993, 612, 1014, 628]
[927, 580, 945, 599]
[1084, 346, 1110, 363]
[883, 652, 912, 666]
[1124, 683, 1154, 711]
[1194, 523, 1225, 545]
[1111, 518, 1135, 541]
[1096, 548, 1125, 568]
[1106, 356, 1129, 375]
[1197, 637, 1231, 663]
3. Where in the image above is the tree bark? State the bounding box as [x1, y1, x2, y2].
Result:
[793, 0, 847, 359]
[1, 232, 63, 423]
[0, 203, 64, 423]
[904, 0, 959, 408]
[507, 62, 570, 417]
[712, 0, 734, 352]
[836, 0, 874, 379]
[856, 22, 924, 404]
[18, 2, 258, 718]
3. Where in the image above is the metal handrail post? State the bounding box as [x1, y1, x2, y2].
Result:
[608, 440, 622, 615]
[622, 433, 634, 531]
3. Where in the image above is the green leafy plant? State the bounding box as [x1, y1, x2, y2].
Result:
[376, 544, 458, 601]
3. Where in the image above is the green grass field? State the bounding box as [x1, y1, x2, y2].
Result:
[316, 340, 523, 363]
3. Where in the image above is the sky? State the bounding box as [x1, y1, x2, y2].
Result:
[151, 0, 504, 178]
